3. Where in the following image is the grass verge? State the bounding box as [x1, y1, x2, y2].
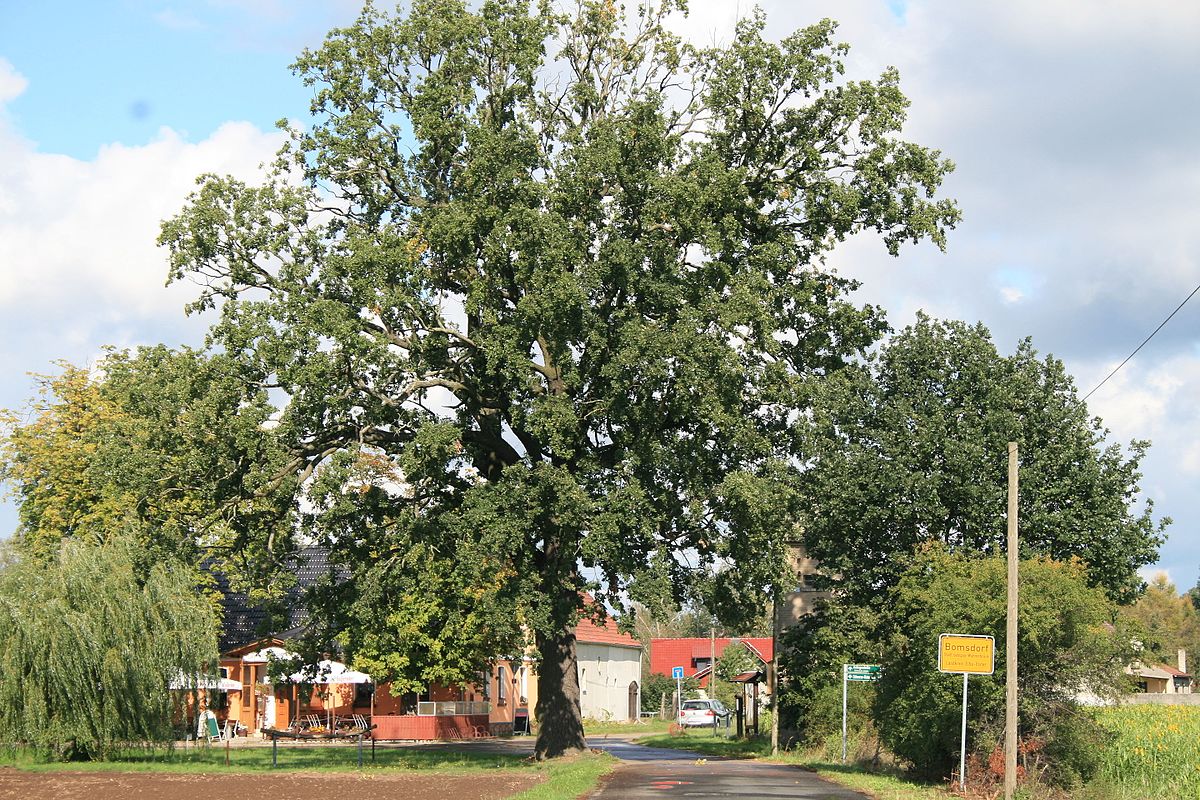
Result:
[583, 717, 672, 735]
[0, 743, 617, 799]
[507, 751, 616, 800]
[2, 744, 524, 774]
[790, 761, 947, 800]
[635, 731, 767, 759]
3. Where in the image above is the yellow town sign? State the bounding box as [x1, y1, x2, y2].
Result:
[937, 634, 995, 675]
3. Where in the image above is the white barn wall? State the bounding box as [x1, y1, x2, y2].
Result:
[577, 642, 642, 721]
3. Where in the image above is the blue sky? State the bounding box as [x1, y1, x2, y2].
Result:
[0, 2, 355, 156]
[1, 1, 1199, 591]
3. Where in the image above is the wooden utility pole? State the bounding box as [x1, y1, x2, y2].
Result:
[711, 626, 717, 737]
[770, 595, 780, 754]
[1005, 442, 1019, 800]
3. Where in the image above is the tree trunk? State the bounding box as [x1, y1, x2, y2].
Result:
[534, 626, 587, 760]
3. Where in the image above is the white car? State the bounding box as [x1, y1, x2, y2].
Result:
[677, 698, 731, 728]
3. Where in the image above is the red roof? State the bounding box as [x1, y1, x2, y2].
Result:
[574, 596, 640, 648]
[575, 615, 640, 647]
[1160, 664, 1192, 678]
[649, 638, 774, 680]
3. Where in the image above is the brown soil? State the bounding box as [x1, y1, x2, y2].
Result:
[0, 767, 543, 800]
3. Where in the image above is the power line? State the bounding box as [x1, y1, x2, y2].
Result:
[1081, 281, 1200, 403]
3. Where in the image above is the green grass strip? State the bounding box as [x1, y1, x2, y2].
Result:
[0, 744, 525, 774]
[507, 752, 616, 800]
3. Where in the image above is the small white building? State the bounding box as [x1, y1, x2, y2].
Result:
[575, 614, 643, 722]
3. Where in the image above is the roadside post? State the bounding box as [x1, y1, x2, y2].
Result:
[1005, 442, 1020, 800]
[841, 664, 881, 763]
[672, 666, 684, 721]
[938, 634, 995, 790]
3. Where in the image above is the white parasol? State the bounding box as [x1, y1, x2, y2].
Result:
[288, 659, 373, 730]
[288, 659, 372, 685]
[241, 646, 299, 664]
[169, 673, 242, 691]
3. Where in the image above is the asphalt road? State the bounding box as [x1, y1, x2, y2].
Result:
[586, 738, 871, 799]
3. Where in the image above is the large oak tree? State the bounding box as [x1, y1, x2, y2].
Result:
[159, 0, 957, 757]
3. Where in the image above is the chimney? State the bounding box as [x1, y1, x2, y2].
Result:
[1179, 648, 1188, 674]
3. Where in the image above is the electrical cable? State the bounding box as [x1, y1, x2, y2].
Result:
[1081, 281, 1200, 402]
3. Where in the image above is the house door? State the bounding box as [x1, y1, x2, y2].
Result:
[628, 681, 638, 721]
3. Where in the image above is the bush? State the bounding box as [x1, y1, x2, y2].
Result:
[873, 548, 1130, 783]
[1040, 708, 1110, 788]
[777, 599, 880, 746]
[641, 672, 699, 714]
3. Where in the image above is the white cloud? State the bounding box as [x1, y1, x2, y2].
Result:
[0, 114, 285, 319]
[0, 59, 27, 105]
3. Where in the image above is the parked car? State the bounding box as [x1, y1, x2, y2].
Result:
[677, 698, 731, 728]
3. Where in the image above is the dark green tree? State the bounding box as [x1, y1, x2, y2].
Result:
[159, 0, 957, 758]
[801, 315, 1165, 605]
[0, 537, 218, 760]
[777, 599, 880, 747]
[873, 548, 1131, 786]
[712, 641, 759, 709]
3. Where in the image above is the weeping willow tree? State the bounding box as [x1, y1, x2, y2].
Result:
[0, 537, 218, 760]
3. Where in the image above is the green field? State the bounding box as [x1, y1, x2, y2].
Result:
[583, 717, 672, 735]
[1091, 705, 1200, 799]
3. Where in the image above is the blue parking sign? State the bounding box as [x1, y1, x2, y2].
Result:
[672, 666, 684, 679]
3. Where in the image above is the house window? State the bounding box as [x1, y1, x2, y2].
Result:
[580, 667, 587, 696]
[497, 666, 507, 704]
[518, 666, 528, 704]
[354, 682, 374, 707]
[791, 571, 823, 592]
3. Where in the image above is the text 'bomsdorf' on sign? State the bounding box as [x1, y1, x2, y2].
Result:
[937, 633, 995, 675]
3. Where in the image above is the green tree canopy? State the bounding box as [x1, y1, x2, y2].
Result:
[801, 315, 1165, 605]
[159, 0, 957, 758]
[1120, 573, 1200, 666]
[0, 537, 219, 760]
[0, 348, 292, 582]
[714, 641, 758, 683]
[776, 599, 880, 746]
